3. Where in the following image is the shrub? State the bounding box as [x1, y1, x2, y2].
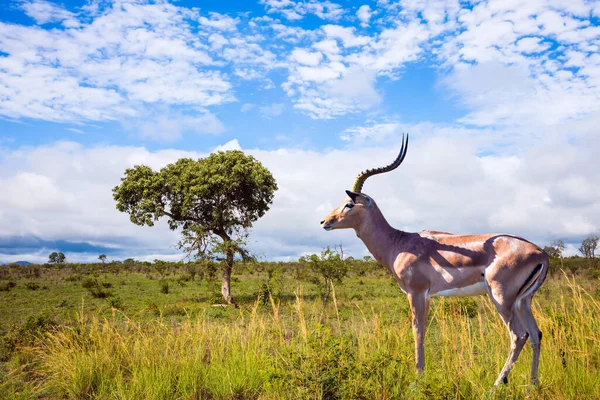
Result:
[177, 274, 191, 286]
[65, 274, 80, 282]
[160, 280, 169, 294]
[257, 283, 272, 306]
[0, 281, 16, 292]
[82, 277, 112, 298]
[108, 297, 123, 310]
[300, 247, 348, 306]
[88, 286, 111, 299]
[0, 313, 56, 361]
[162, 303, 187, 317]
[25, 282, 40, 291]
[81, 277, 97, 289]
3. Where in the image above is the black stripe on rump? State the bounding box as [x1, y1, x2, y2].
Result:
[518, 263, 543, 296]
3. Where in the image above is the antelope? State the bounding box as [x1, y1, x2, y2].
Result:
[320, 134, 548, 386]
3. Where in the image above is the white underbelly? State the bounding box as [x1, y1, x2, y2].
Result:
[428, 281, 487, 298]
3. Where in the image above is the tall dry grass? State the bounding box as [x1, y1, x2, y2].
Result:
[3, 276, 600, 399]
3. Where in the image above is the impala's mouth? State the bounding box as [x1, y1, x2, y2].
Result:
[321, 220, 333, 231]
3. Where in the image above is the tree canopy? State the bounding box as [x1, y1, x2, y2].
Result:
[48, 252, 66, 264]
[113, 150, 278, 303]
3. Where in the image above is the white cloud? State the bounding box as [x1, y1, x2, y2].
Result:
[198, 12, 239, 31]
[260, 0, 344, 21]
[259, 103, 285, 118]
[322, 25, 370, 47]
[515, 37, 550, 53]
[313, 39, 341, 56]
[437, 1, 600, 127]
[0, 1, 282, 128]
[21, 0, 79, 27]
[327, 67, 381, 110]
[356, 5, 372, 27]
[341, 122, 400, 142]
[213, 139, 242, 152]
[286, 65, 381, 119]
[290, 49, 323, 66]
[306, 1, 344, 21]
[240, 103, 255, 112]
[123, 109, 225, 141]
[4, 0, 600, 126]
[442, 61, 600, 128]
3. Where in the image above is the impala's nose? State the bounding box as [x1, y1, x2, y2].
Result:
[320, 220, 325, 225]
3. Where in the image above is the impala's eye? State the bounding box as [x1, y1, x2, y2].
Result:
[345, 203, 354, 209]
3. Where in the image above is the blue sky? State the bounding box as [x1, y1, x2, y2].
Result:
[1, 0, 600, 263]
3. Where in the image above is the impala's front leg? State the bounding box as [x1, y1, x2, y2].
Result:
[408, 292, 429, 372]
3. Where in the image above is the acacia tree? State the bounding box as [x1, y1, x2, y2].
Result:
[579, 234, 599, 267]
[113, 150, 277, 303]
[98, 254, 107, 264]
[48, 251, 66, 264]
[550, 239, 565, 268]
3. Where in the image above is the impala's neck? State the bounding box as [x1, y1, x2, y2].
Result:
[354, 205, 403, 270]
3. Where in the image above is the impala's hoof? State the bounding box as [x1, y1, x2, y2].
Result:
[531, 378, 540, 386]
[494, 376, 508, 386]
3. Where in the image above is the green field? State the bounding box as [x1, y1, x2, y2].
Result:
[1, 261, 599, 399]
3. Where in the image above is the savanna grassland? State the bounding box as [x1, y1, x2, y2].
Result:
[0, 258, 599, 399]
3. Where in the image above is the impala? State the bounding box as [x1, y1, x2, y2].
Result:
[320, 134, 548, 386]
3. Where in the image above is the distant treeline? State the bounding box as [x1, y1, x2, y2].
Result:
[1, 254, 598, 281]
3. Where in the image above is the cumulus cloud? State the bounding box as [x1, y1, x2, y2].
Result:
[7, 0, 600, 125]
[290, 49, 324, 66]
[198, 12, 239, 31]
[260, 0, 344, 21]
[21, 0, 79, 26]
[0, 0, 278, 127]
[356, 5, 372, 27]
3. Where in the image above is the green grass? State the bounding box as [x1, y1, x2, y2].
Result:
[1, 264, 600, 399]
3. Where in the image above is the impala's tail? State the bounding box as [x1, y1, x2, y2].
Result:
[517, 255, 549, 303]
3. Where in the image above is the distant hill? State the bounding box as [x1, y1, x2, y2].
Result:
[3, 261, 33, 266]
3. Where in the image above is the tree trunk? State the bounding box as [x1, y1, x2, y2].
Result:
[221, 242, 234, 304]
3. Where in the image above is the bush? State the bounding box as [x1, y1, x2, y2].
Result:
[82, 277, 112, 298]
[162, 303, 187, 317]
[25, 282, 40, 291]
[88, 286, 111, 299]
[65, 274, 81, 282]
[300, 247, 348, 306]
[108, 297, 123, 310]
[0, 313, 56, 361]
[0, 281, 16, 292]
[176, 274, 191, 286]
[81, 277, 98, 289]
[160, 280, 169, 294]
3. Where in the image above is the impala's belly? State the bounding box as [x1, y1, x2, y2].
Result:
[428, 281, 487, 298]
[426, 264, 488, 298]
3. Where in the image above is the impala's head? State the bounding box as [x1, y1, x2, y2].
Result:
[320, 133, 409, 231]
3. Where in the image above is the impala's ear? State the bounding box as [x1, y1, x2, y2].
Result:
[345, 190, 371, 206]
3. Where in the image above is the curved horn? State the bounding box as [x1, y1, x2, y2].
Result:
[352, 133, 409, 193]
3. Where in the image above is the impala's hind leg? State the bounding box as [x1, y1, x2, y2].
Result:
[484, 271, 529, 386]
[492, 306, 529, 386]
[515, 296, 542, 385]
